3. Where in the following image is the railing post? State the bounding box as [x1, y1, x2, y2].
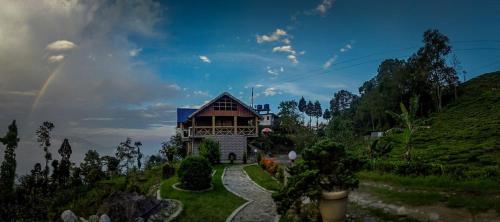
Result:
[212, 116, 215, 135]
[234, 116, 238, 135]
[192, 117, 196, 136]
[255, 116, 259, 136]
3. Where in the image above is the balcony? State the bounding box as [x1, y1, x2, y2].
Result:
[187, 126, 257, 137]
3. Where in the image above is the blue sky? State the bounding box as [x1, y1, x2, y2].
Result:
[136, 0, 500, 111]
[1, 0, 500, 173]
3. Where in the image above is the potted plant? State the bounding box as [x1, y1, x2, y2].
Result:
[273, 139, 362, 222]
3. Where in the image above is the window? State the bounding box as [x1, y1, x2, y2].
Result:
[213, 97, 237, 111]
[266, 116, 269, 120]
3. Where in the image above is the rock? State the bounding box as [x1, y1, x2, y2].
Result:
[99, 214, 111, 222]
[79, 217, 88, 222]
[61, 210, 78, 222]
[88, 215, 99, 222]
[135, 217, 145, 222]
[429, 212, 440, 221]
[97, 191, 165, 221]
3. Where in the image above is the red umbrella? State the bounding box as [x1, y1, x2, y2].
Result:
[262, 128, 272, 133]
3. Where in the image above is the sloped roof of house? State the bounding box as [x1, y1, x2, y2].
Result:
[177, 108, 197, 123]
[188, 92, 261, 118]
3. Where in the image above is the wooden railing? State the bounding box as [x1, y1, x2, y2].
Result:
[189, 126, 257, 137]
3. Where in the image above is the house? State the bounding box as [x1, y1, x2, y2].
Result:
[176, 92, 261, 162]
[254, 104, 276, 128]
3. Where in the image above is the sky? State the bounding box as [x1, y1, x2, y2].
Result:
[1, 0, 500, 175]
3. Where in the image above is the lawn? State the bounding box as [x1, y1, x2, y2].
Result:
[160, 165, 246, 222]
[243, 164, 282, 191]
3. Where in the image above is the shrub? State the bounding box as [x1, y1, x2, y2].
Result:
[228, 152, 236, 164]
[256, 152, 262, 164]
[275, 165, 285, 183]
[177, 156, 212, 190]
[199, 139, 220, 164]
[162, 163, 175, 179]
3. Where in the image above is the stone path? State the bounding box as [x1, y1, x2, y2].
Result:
[223, 165, 278, 222]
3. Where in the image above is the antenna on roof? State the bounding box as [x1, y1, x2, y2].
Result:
[251, 87, 254, 108]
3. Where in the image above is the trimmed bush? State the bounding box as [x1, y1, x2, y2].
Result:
[199, 138, 220, 164]
[162, 163, 175, 179]
[177, 156, 212, 190]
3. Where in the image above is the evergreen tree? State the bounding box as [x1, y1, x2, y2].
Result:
[102, 155, 120, 177]
[36, 122, 54, 183]
[305, 100, 314, 129]
[298, 96, 307, 123]
[323, 108, 331, 122]
[115, 138, 137, 174]
[134, 141, 143, 170]
[314, 100, 322, 128]
[57, 139, 72, 187]
[0, 120, 19, 221]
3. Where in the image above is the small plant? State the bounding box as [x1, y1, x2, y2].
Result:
[228, 152, 236, 164]
[177, 156, 212, 190]
[162, 163, 175, 179]
[256, 151, 262, 164]
[199, 138, 220, 164]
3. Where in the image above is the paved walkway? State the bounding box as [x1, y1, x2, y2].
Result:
[223, 165, 278, 222]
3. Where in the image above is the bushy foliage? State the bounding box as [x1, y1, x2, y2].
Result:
[177, 157, 212, 190]
[228, 152, 236, 164]
[199, 138, 220, 164]
[162, 163, 175, 179]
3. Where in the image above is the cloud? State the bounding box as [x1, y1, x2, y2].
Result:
[129, 48, 142, 57]
[263, 87, 277, 96]
[193, 90, 210, 97]
[48, 54, 65, 63]
[287, 54, 298, 64]
[272, 45, 296, 55]
[0, 0, 177, 175]
[323, 55, 338, 69]
[340, 43, 352, 52]
[270, 82, 330, 101]
[316, 0, 335, 15]
[199, 55, 211, 63]
[46, 40, 77, 51]
[256, 28, 287, 43]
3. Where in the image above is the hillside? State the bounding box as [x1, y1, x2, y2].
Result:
[389, 71, 500, 169]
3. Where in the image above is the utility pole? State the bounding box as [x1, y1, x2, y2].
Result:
[251, 87, 254, 108]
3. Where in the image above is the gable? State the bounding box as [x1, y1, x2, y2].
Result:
[189, 92, 260, 118]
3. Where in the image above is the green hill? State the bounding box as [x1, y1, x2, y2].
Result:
[388, 71, 500, 170]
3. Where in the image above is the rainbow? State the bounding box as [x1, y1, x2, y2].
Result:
[31, 65, 63, 112]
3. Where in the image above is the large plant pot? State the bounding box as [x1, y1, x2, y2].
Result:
[319, 190, 348, 222]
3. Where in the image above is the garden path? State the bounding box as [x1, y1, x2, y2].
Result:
[223, 165, 278, 222]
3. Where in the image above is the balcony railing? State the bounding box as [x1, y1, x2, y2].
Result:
[188, 126, 257, 137]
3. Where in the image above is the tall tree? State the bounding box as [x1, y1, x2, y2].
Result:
[57, 139, 72, 187]
[102, 155, 120, 177]
[330, 90, 357, 116]
[35, 122, 54, 187]
[80, 150, 103, 185]
[115, 138, 137, 174]
[305, 100, 314, 129]
[276, 100, 301, 133]
[0, 120, 19, 195]
[134, 141, 143, 170]
[298, 96, 307, 123]
[414, 29, 457, 111]
[313, 100, 322, 128]
[323, 109, 331, 122]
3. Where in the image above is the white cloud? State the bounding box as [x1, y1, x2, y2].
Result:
[256, 28, 287, 43]
[48, 54, 65, 63]
[339, 43, 353, 52]
[316, 0, 335, 15]
[272, 45, 296, 55]
[323, 55, 338, 69]
[255, 84, 264, 88]
[287, 54, 298, 64]
[46, 40, 77, 51]
[193, 90, 210, 97]
[282, 39, 291, 44]
[129, 48, 142, 57]
[263, 87, 277, 96]
[199, 55, 211, 63]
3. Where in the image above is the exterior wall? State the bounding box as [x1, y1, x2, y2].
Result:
[191, 135, 247, 163]
[260, 114, 274, 126]
[195, 100, 255, 117]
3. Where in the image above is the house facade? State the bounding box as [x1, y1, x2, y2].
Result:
[176, 92, 261, 162]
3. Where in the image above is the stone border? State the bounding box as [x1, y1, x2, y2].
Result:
[222, 166, 254, 222]
[172, 182, 214, 193]
[241, 163, 275, 193]
[156, 189, 183, 222]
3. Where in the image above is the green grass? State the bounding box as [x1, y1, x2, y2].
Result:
[243, 164, 282, 191]
[358, 171, 499, 194]
[160, 165, 246, 222]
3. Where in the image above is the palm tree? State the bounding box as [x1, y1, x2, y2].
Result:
[386, 96, 428, 162]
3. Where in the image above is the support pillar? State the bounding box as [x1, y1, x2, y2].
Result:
[234, 116, 238, 135]
[212, 116, 215, 135]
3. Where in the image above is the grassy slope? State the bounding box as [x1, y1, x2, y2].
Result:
[160, 165, 246, 222]
[243, 165, 282, 191]
[388, 72, 500, 167]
